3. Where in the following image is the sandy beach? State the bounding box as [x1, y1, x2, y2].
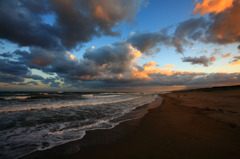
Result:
[22, 85, 240, 159]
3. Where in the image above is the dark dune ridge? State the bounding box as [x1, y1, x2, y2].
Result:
[22, 85, 240, 159]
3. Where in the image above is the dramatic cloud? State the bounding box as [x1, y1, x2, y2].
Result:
[172, 17, 209, 53]
[0, 0, 60, 49]
[127, 30, 171, 54]
[182, 56, 215, 67]
[41, 77, 61, 87]
[18, 81, 39, 86]
[7, 42, 143, 85]
[0, 72, 24, 83]
[128, 0, 239, 54]
[1, 44, 240, 89]
[139, 0, 240, 53]
[199, 0, 240, 46]
[0, 52, 13, 58]
[194, 0, 234, 15]
[0, 0, 142, 50]
[0, 59, 29, 77]
[14, 48, 54, 68]
[1, 0, 239, 91]
[126, 17, 211, 54]
[83, 42, 141, 74]
[0, 58, 29, 83]
[127, 17, 209, 54]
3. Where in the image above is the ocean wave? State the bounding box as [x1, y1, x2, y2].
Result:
[0, 96, 141, 113]
[38, 93, 48, 95]
[0, 93, 159, 159]
[82, 94, 94, 98]
[1, 96, 31, 100]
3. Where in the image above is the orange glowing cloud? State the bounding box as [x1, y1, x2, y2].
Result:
[231, 61, 240, 66]
[130, 61, 165, 81]
[194, 0, 234, 15]
[130, 61, 204, 82]
[166, 64, 174, 68]
[74, 75, 95, 80]
[69, 54, 76, 60]
[118, 74, 123, 79]
[143, 61, 158, 68]
[222, 53, 231, 58]
[211, 2, 240, 44]
[94, 6, 111, 22]
[129, 45, 142, 60]
[131, 67, 152, 81]
[210, 56, 216, 62]
[66, 52, 77, 60]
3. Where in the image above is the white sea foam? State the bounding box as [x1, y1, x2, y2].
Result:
[0, 96, 141, 113]
[38, 93, 48, 95]
[82, 94, 94, 98]
[0, 93, 159, 159]
[2, 96, 31, 100]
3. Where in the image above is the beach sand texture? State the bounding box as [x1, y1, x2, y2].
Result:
[22, 86, 240, 159]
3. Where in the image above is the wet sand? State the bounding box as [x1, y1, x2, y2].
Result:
[22, 86, 240, 159]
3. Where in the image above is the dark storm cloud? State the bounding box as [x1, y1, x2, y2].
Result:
[0, 59, 29, 76]
[0, 58, 29, 83]
[0, 52, 13, 58]
[41, 78, 57, 85]
[127, 2, 240, 54]
[84, 0, 142, 35]
[182, 56, 215, 67]
[36, 42, 140, 84]
[18, 81, 39, 86]
[1, 0, 240, 90]
[0, 0, 60, 49]
[0, 73, 25, 83]
[0, 0, 142, 50]
[14, 48, 54, 69]
[41, 77, 60, 87]
[6, 42, 139, 85]
[25, 74, 45, 81]
[172, 17, 209, 53]
[2, 46, 239, 89]
[11, 47, 99, 83]
[49, 0, 97, 49]
[0, 54, 50, 83]
[84, 42, 136, 73]
[126, 17, 209, 54]
[43, 51, 99, 79]
[49, 81, 60, 87]
[127, 29, 171, 54]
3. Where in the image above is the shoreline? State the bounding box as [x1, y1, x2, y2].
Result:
[22, 86, 240, 159]
[21, 96, 163, 159]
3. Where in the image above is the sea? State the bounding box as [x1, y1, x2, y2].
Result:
[0, 91, 160, 159]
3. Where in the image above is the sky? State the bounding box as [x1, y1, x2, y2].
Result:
[0, 0, 240, 92]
